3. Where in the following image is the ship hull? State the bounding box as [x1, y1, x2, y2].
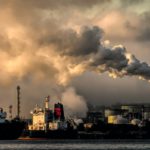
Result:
[0, 121, 25, 140]
[29, 129, 78, 139]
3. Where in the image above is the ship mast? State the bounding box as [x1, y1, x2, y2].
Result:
[17, 85, 20, 118]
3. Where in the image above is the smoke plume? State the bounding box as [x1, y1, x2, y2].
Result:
[62, 87, 88, 118]
[89, 43, 150, 81]
[43, 25, 150, 84]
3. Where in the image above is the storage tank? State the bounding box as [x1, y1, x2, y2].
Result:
[143, 112, 150, 120]
[74, 119, 83, 125]
[131, 119, 141, 125]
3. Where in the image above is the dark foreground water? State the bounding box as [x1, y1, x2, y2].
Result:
[0, 139, 150, 150]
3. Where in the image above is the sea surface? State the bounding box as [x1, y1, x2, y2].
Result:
[0, 139, 150, 150]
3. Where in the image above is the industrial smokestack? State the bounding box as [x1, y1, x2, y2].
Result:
[54, 103, 65, 121]
[9, 105, 13, 120]
[17, 85, 20, 118]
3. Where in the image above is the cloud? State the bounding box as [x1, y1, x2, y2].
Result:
[120, 0, 143, 7]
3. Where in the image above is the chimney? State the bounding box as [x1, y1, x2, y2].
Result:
[17, 85, 20, 118]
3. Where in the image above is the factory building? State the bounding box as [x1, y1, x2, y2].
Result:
[104, 108, 124, 117]
[86, 111, 104, 123]
[84, 104, 150, 126]
[121, 105, 143, 113]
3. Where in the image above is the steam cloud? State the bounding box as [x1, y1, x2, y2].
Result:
[62, 87, 88, 118]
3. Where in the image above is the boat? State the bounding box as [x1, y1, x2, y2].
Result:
[0, 108, 25, 140]
[0, 86, 26, 140]
[28, 96, 78, 139]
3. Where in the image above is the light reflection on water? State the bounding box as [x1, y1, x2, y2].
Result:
[0, 139, 150, 150]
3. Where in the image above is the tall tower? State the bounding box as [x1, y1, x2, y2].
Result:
[17, 85, 20, 118]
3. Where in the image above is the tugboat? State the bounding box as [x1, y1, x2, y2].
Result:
[28, 96, 78, 139]
[0, 86, 25, 140]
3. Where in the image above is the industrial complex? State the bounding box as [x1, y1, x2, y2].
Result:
[24, 95, 150, 139]
[1, 86, 150, 139]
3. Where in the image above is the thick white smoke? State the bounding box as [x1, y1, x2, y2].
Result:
[61, 87, 88, 118]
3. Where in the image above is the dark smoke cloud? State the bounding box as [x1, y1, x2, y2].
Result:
[91, 45, 128, 71]
[67, 26, 103, 56]
[68, 27, 150, 81]
[30, 21, 150, 83]
[40, 26, 103, 56]
[126, 56, 150, 79]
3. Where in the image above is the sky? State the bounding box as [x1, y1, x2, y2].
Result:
[0, 0, 150, 118]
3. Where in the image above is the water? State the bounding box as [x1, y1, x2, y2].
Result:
[0, 139, 150, 150]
